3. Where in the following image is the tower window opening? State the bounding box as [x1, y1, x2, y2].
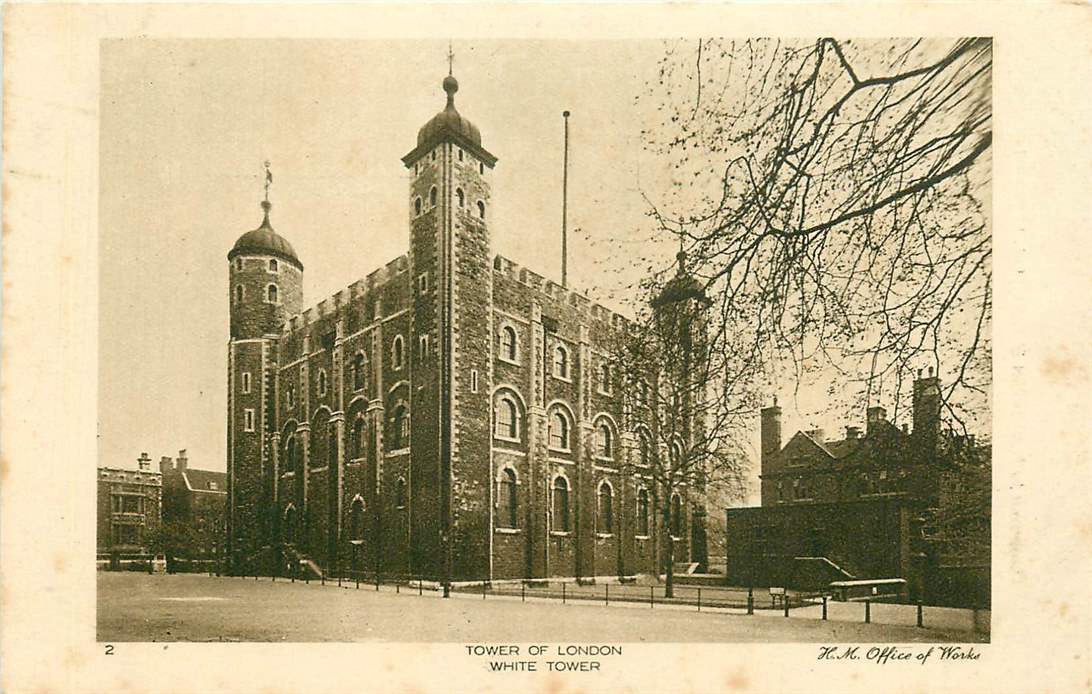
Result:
[414, 197, 422, 216]
[268, 259, 278, 272]
[431, 150, 436, 162]
[457, 148, 464, 162]
[477, 200, 485, 220]
[395, 477, 408, 508]
[598, 481, 614, 534]
[456, 188, 465, 208]
[429, 186, 437, 206]
[317, 370, 328, 397]
[392, 335, 405, 370]
[553, 345, 570, 380]
[241, 372, 252, 395]
[235, 285, 244, 304]
[479, 162, 485, 175]
[267, 284, 279, 304]
[418, 334, 431, 361]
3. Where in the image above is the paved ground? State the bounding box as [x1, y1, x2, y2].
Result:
[98, 573, 987, 643]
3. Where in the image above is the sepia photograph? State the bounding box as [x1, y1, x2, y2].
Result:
[3, 3, 1090, 693]
[95, 36, 991, 645]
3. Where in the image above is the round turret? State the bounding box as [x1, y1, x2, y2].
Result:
[228, 201, 303, 340]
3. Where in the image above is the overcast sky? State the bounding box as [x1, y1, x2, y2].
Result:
[99, 39, 908, 500]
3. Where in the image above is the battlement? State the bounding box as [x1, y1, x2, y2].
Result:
[282, 254, 409, 334]
[492, 254, 630, 328]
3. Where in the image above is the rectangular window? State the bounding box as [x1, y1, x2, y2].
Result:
[244, 408, 256, 432]
[113, 524, 140, 545]
[241, 372, 251, 394]
[471, 369, 479, 393]
[418, 272, 429, 294]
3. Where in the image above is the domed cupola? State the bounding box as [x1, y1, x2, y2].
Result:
[652, 247, 711, 310]
[227, 200, 303, 270]
[402, 73, 497, 168]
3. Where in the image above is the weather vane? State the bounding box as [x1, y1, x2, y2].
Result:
[263, 160, 273, 203]
[447, 41, 455, 76]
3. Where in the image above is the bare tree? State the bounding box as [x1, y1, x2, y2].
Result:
[605, 252, 752, 597]
[618, 38, 992, 430]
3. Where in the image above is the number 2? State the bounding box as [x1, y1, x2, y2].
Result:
[104, 644, 114, 655]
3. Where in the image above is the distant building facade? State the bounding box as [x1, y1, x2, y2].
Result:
[160, 449, 227, 559]
[224, 72, 706, 582]
[727, 369, 990, 605]
[97, 453, 162, 555]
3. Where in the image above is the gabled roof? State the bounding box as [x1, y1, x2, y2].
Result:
[182, 469, 227, 494]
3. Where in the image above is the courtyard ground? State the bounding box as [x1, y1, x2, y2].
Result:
[98, 573, 987, 643]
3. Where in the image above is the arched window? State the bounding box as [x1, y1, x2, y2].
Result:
[637, 489, 650, 536]
[268, 259, 278, 272]
[638, 434, 651, 467]
[599, 364, 612, 393]
[414, 197, 422, 216]
[670, 493, 682, 537]
[455, 187, 465, 208]
[497, 468, 517, 528]
[418, 334, 430, 361]
[235, 258, 243, 271]
[288, 438, 302, 478]
[457, 148, 464, 161]
[500, 325, 517, 361]
[317, 370, 328, 397]
[670, 441, 683, 466]
[392, 405, 409, 449]
[352, 353, 366, 391]
[283, 505, 297, 544]
[395, 477, 407, 508]
[235, 285, 244, 304]
[494, 396, 518, 440]
[552, 477, 570, 532]
[429, 186, 437, 206]
[392, 335, 404, 370]
[596, 423, 613, 458]
[553, 346, 569, 379]
[285, 385, 295, 410]
[477, 200, 485, 219]
[597, 482, 614, 534]
[549, 409, 570, 450]
[267, 284, 278, 303]
[352, 417, 367, 459]
[349, 498, 365, 541]
[479, 162, 485, 175]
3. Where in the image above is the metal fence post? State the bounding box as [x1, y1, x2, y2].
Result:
[418, 577, 423, 596]
[747, 586, 754, 615]
[562, 583, 566, 604]
[917, 599, 924, 628]
[697, 588, 701, 612]
[321, 574, 325, 586]
[338, 574, 342, 588]
[865, 600, 871, 624]
[650, 586, 654, 609]
[605, 584, 609, 606]
[822, 596, 828, 621]
[356, 573, 360, 589]
[376, 574, 380, 591]
[522, 583, 526, 602]
[396, 582, 400, 594]
[483, 582, 487, 600]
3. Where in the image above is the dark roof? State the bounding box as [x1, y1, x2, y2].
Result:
[824, 438, 863, 459]
[182, 469, 227, 494]
[227, 203, 303, 270]
[651, 251, 712, 309]
[402, 75, 497, 168]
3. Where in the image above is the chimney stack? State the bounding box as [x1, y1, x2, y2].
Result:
[806, 428, 825, 443]
[760, 398, 782, 468]
[913, 368, 941, 446]
[866, 406, 887, 436]
[845, 426, 861, 440]
[137, 452, 151, 472]
[177, 449, 188, 471]
[159, 456, 173, 474]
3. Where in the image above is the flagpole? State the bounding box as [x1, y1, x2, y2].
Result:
[561, 110, 570, 288]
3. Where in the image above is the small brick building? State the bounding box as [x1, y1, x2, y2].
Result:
[160, 450, 227, 559]
[225, 72, 705, 582]
[727, 370, 988, 602]
[97, 453, 162, 555]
